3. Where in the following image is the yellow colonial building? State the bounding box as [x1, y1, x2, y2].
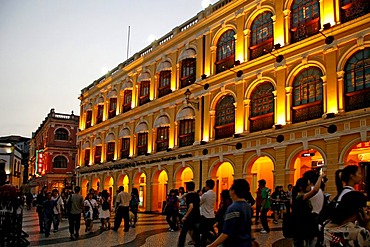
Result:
[77, 0, 370, 212]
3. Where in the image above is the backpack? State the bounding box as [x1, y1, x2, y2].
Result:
[102, 199, 110, 211]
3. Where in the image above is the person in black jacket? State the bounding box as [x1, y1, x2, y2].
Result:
[36, 186, 47, 233]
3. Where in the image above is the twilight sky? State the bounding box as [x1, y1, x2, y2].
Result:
[0, 0, 216, 138]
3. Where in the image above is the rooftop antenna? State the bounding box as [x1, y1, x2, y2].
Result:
[127, 26, 131, 60]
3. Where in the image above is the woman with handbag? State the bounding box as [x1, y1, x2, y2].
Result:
[84, 192, 97, 234]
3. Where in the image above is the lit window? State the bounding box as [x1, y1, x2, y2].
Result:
[344, 48, 370, 111]
[180, 58, 196, 88]
[215, 95, 235, 139]
[340, 0, 370, 23]
[250, 11, 274, 60]
[54, 156, 67, 168]
[290, 0, 320, 43]
[215, 30, 236, 74]
[292, 67, 323, 123]
[250, 82, 274, 132]
[158, 71, 171, 98]
[55, 128, 68, 140]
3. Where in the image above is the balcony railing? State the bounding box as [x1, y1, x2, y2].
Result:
[215, 123, 235, 140]
[250, 113, 274, 132]
[292, 101, 323, 123]
[179, 133, 195, 147]
[345, 88, 370, 112]
[81, 0, 235, 94]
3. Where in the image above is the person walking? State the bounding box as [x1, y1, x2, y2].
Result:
[165, 189, 179, 231]
[68, 186, 84, 240]
[84, 192, 97, 233]
[254, 187, 262, 224]
[36, 186, 47, 234]
[129, 188, 139, 228]
[99, 189, 111, 230]
[292, 173, 326, 247]
[200, 179, 217, 247]
[51, 189, 63, 232]
[215, 190, 232, 236]
[206, 179, 253, 247]
[178, 181, 201, 247]
[259, 179, 271, 234]
[43, 192, 55, 238]
[113, 186, 131, 232]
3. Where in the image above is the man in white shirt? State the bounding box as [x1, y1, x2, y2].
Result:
[200, 179, 216, 247]
[112, 186, 131, 232]
[51, 189, 64, 232]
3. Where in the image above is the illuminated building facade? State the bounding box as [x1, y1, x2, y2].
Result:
[0, 135, 30, 187]
[29, 109, 79, 192]
[77, 0, 370, 212]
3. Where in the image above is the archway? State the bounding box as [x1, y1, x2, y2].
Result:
[292, 149, 324, 184]
[81, 178, 89, 199]
[92, 177, 100, 192]
[250, 156, 274, 198]
[104, 176, 114, 197]
[174, 166, 194, 189]
[211, 162, 234, 206]
[133, 172, 146, 210]
[152, 170, 168, 212]
[344, 141, 370, 194]
[117, 174, 130, 193]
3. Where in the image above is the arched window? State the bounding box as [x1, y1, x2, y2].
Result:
[215, 30, 236, 74]
[179, 119, 195, 147]
[139, 80, 150, 106]
[53, 156, 67, 169]
[180, 58, 196, 88]
[292, 67, 323, 123]
[122, 90, 132, 113]
[137, 133, 148, 156]
[94, 146, 102, 164]
[158, 71, 171, 98]
[96, 104, 104, 124]
[340, 0, 370, 23]
[215, 95, 235, 139]
[108, 98, 117, 119]
[250, 82, 275, 132]
[85, 110, 92, 129]
[344, 48, 370, 111]
[250, 11, 274, 60]
[106, 142, 115, 162]
[156, 127, 169, 152]
[290, 0, 320, 43]
[55, 128, 68, 140]
[121, 138, 130, 159]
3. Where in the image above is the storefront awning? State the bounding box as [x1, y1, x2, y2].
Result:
[93, 137, 102, 146]
[178, 48, 196, 62]
[119, 128, 130, 138]
[135, 122, 149, 133]
[156, 61, 172, 73]
[176, 107, 195, 121]
[105, 133, 115, 142]
[154, 115, 170, 128]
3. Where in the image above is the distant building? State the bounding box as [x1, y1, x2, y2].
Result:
[29, 109, 79, 192]
[0, 135, 30, 187]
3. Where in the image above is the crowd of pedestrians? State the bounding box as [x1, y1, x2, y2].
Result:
[33, 184, 140, 241]
[31, 164, 370, 246]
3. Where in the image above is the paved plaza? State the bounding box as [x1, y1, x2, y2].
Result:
[23, 208, 286, 246]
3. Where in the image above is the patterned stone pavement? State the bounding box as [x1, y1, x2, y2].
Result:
[22, 208, 286, 247]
